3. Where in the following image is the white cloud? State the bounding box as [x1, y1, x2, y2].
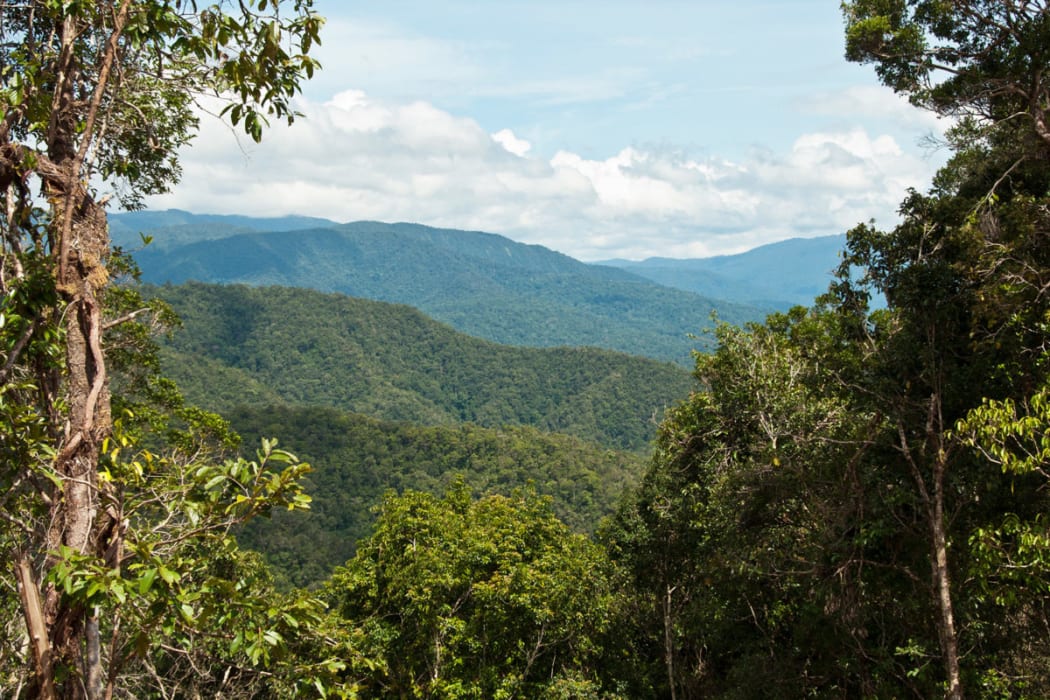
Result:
[146, 90, 940, 261]
[491, 129, 531, 157]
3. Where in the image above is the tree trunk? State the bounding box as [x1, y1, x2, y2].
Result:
[39, 16, 114, 685]
[899, 406, 964, 700]
[39, 175, 112, 699]
[6, 3, 133, 694]
[930, 466, 963, 700]
[663, 585, 677, 700]
[27, 5, 130, 694]
[15, 558, 57, 700]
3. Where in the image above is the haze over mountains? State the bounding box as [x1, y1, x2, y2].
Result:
[113, 210, 847, 364]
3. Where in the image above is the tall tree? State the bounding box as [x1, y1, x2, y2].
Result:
[608, 6, 1050, 696]
[0, 1, 322, 696]
[842, 3, 1050, 696]
[604, 313, 903, 698]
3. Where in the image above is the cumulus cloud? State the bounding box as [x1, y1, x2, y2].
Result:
[145, 90, 941, 261]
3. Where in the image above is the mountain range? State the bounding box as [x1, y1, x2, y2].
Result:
[113, 210, 847, 364]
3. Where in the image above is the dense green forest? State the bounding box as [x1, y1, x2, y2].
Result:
[229, 404, 646, 588]
[151, 282, 693, 451]
[4, 1, 1050, 698]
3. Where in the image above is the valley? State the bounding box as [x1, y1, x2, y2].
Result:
[113, 211, 845, 590]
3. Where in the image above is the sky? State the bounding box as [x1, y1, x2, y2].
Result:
[144, 1, 951, 261]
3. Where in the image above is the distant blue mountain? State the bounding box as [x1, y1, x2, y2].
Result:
[109, 208, 336, 238]
[116, 213, 768, 364]
[599, 235, 847, 309]
[109, 209, 340, 253]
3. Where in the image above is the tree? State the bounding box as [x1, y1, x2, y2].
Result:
[843, 0, 1050, 148]
[606, 4, 1050, 691]
[604, 313, 913, 698]
[841, 4, 1050, 697]
[0, 1, 323, 696]
[326, 482, 619, 698]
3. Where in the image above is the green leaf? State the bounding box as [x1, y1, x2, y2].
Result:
[158, 566, 180, 585]
[138, 567, 158, 595]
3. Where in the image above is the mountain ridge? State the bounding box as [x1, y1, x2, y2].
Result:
[120, 213, 770, 363]
[598, 234, 847, 308]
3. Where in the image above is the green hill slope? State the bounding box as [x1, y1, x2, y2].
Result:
[230, 404, 646, 588]
[152, 282, 694, 451]
[122, 215, 769, 363]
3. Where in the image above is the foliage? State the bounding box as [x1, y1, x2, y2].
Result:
[0, 0, 326, 696]
[8, 2, 1050, 697]
[608, 281, 1050, 697]
[956, 382, 1050, 692]
[601, 6, 1050, 698]
[45, 433, 338, 698]
[843, 0, 1050, 149]
[229, 404, 647, 588]
[326, 483, 622, 698]
[604, 313, 907, 698]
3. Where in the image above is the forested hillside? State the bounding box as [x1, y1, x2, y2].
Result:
[229, 404, 646, 588]
[121, 216, 768, 363]
[151, 282, 693, 451]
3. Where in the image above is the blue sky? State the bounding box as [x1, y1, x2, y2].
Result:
[147, 1, 949, 260]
